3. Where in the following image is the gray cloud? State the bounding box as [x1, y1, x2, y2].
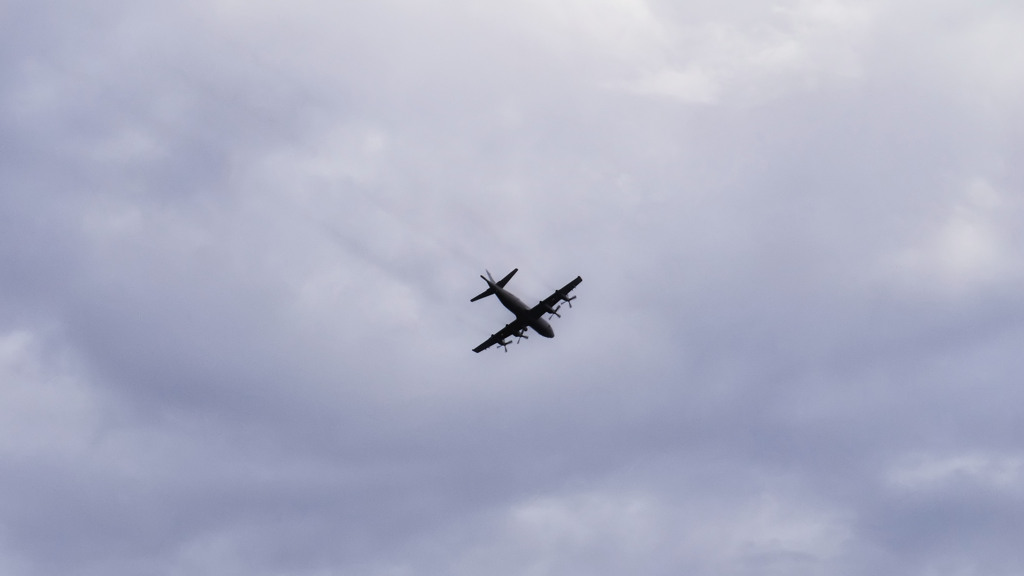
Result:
[2, 0, 1023, 574]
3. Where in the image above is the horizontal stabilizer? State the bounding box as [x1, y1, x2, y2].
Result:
[470, 287, 494, 302]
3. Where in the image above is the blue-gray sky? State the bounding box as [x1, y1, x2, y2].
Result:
[2, 1, 1023, 574]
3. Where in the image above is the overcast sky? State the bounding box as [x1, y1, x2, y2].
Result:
[2, 0, 1023, 574]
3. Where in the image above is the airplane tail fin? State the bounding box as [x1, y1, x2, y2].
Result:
[470, 268, 517, 301]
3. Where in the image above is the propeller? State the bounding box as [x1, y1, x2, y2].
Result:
[515, 328, 529, 343]
[546, 304, 561, 319]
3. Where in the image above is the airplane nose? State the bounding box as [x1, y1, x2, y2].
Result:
[537, 322, 554, 338]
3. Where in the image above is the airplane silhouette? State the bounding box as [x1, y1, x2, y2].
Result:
[471, 268, 582, 352]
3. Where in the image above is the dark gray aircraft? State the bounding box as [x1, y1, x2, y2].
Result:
[471, 268, 582, 352]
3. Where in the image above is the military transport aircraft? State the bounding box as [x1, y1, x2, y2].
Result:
[470, 268, 582, 352]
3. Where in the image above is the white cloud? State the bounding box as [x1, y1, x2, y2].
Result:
[886, 178, 1020, 295]
[886, 452, 1024, 494]
[0, 330, 100, 459]
[627, 66, 720, 103]
[423, 483, 855, 576]
[615, 0, 875, 104]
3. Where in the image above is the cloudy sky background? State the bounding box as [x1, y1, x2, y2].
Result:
[3, 0, 1024, 574]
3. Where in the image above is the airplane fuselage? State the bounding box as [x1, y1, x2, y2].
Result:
[489, 282, 554, 338]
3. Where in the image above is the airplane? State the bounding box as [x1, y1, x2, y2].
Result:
[471, 268, 582, 352]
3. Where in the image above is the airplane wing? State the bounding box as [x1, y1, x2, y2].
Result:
[530, 275, 583, 316]
[473, 318, 529, 353]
